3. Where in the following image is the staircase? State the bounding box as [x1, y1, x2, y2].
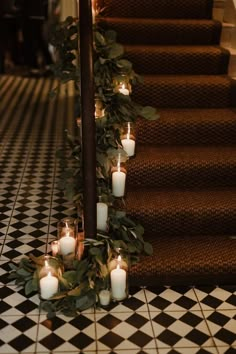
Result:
[98, 0, 236, 286]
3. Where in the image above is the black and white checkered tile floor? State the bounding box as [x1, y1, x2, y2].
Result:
[0, 75, 236, 353]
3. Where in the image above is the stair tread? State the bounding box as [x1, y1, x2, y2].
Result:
[136, 108, 236, 145]
[132, 75, 235, 108]
[99, 17, 221, 45]
[127, 145, 236, 188]
[125, 45, 229, 75]
[99, 0, 213, 19]
[130, 234, 236, 286]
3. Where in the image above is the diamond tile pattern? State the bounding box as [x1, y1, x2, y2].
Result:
[0, 76, 236, 354]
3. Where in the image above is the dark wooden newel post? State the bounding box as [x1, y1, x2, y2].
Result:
[78, 0, 97, 239]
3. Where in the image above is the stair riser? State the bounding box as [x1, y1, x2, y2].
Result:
[132, 77, 233, 108]
[125, 47, 229, 75]
[99, 19, 222, 46]
[127, 162, 236, 188]
[99, 0, 213, 19]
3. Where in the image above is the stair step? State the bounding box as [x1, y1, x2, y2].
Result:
[136, 108, 236, 145]
[130, 234, 236, 286]
[99, 18, 222, 45]
[127, 145, 236, 188]
[125, 45, 229, 75]
[126, 188, 236, 237]
[132, 75, 236, 108]
[99, 0, 213, 19]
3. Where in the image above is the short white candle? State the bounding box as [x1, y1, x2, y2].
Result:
[121, 138, 135, 156]
[111, 265, 127, 300]
[59, 233, 76, 256]
[112, 170, 126, 197]
[99, 289, 111, 306]
[51, 241, 59, 257]
[40, 271, 58, 299]
[97, 202, 108, 231]
[119, 84, 129, 96]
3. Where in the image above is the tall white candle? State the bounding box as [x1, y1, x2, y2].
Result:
[40, 271, 59, 299]
[59, 233, 76, 256]
[97, 202, 108, 231]
[119, 84, 129, 96]
[111, 265, 127, 300]
[112, 171, 126, 197]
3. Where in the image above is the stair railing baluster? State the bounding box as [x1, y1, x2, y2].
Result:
[78, 0, 96, 239]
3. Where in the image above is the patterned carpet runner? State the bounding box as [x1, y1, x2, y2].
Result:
[98, 0, 236, 285]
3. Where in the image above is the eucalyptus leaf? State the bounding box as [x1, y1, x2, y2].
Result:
[76, 290, 96, 311]
[116, 59, 132, 71]
[25, 278, 38, 295]
[68, 286, 83, 296]
[139, 106, 160, 120]
[17, 268, 31, 278]
[104, 30, 117, 42]
[95, 31, 106, 46]
[62, 270, 77, 285]
[108, 43, 124, 59]
[144, 242, 153, 255]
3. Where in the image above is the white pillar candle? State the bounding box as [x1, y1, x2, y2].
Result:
[97, 202, 108, 231]
[119, 84, 129, 96]
[111, 265, 127, 300]
[59, 233, 76, 256]
[99, 289, 111, 306]
[121, 138, 135, 156]
[112, 170, 126, 197]
[40, 271, 59, 299]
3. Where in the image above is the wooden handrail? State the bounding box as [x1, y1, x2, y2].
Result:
[78, 0, 96, 239]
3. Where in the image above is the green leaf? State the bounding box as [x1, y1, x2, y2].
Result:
[139, 106, 160, 120]
[68, 286, 83, 296]
[116, 59, 132, 71]
[62, 270, 77, 285]
[25, 278, 38, 295]
[104, 30, 117, 42]
[144, 242, 153, 255]
[108, 43, 124, 59]
[41, 300, 57, 314]
[134, 224, 145, 237]
[95, 31, 106, 46]
[17, 268, 31, 278]
[75, 290, 96, 311]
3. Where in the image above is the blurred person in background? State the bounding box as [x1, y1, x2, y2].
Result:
[16, 0, 53, 76]
[0, 0, 21, 74]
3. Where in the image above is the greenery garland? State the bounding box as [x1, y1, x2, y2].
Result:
[9, 14, 158, 318]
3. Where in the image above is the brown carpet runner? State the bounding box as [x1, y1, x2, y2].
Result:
[98, 0, 236, 285]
